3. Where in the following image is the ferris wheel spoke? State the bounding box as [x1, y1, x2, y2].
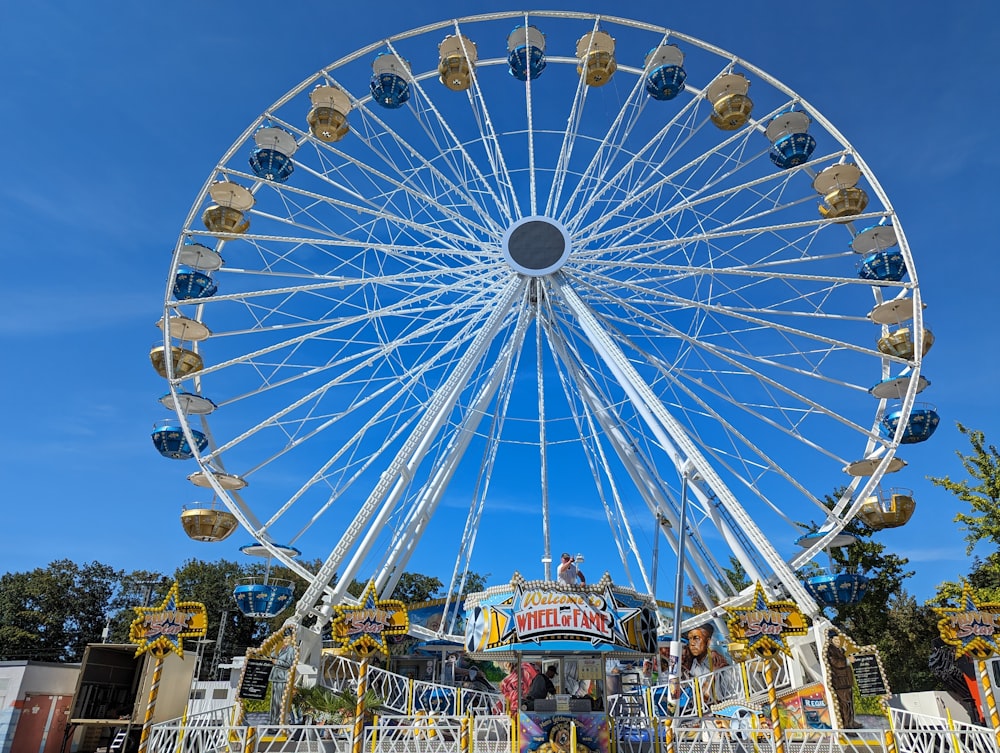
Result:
[553, 46, 656, 226]
[201, 290, 499, 463]
[317, 68, 507, 239]
[550, 294, 856, 518]
[460, 44, 523, 220]
[294, 279, 525, 617]
[543, 321, 654, 593]
[216, 167, 494, 255]
[543, 17, 600, 217]
[181, 278, 490, 395]
[373, 303, 533, 594]
[573, 266, 891, 367]
[546, 323, 734, 601]
[237, 301, 507, 542]
[555, 277, 820, 610]
[266, 115, 497, 245]
[578, 150, 846, 251]
[523, 16, 540, 215]
[587, 302, 884, 435]
[559, 81, 714, 233]
[574, 99, 810, 242]
[386, 37, 515, 229]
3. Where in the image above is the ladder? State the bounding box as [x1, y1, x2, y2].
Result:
[108, 729, 129, 752]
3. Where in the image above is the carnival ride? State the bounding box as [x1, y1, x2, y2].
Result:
[148, 12, 940, 743]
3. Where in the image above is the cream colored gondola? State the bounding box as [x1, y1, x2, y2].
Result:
[438, 34, 477, 91]
[575, 31, 616, 87]
[307, 85, 352, 142]
[202, 181, 254, 235]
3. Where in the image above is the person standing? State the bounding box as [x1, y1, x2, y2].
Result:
[557, 553, 586, 585]
[528, 665, 558, 703]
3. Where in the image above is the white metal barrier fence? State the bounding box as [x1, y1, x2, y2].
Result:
[147, 715, 1000, 753]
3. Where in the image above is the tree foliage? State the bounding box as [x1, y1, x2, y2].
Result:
[0, 557, 483, 673]
[928, 423, 1000, 554]
[824, 514, 914, 646]
[927, 423, 1000, 605]
[0, 560, 120, 662]
[875, 591, 939, 693]
[391, 572, 444, 603]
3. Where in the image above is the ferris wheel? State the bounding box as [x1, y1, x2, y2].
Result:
[153, 11, 934, 633]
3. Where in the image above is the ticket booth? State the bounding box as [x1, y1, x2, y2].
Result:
[464, 575, 659, 753]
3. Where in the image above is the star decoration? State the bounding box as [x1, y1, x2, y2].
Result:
[725, 582, 808, 657]
[933, 584, 1000, 659]
[129, 582, 208, 659]
[330, 580, 409, 657]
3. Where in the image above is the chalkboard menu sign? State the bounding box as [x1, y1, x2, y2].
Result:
[239, 657, 275, 700]
[850, 652, 889, 697]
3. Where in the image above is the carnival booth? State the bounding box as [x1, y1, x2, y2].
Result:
[465, 573, 658, 753]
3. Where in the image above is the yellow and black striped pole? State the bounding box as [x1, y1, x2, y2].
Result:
[460, 712, 470, 753]
[137, 654, 164, 753]
[977, 658, 1000, 745]
[352, 655, 369, 753]
[662, 678, 678, 753]
[764, 656, 785, 753]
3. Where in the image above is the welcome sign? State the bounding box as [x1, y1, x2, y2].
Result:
[465, 574, 658, 655]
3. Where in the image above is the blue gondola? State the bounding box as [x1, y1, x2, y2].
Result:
[249, 126, 296, 182]
[881, 404, 940, 444]
[507, 26, 546, 81]
[858, 249, 906, 282]
[151, 421, 208, 460]
[173, 266, 217, 300]
[371, 52, 411, 108]
[233, 578, 295, 618]
[804, 572, 868, 606]
[767, 110, 816, 169]
[509, 44, 545, 81]
[249, 148, 294, 182]
[644, 45, 686, 101]
[770, 132, 817, 169]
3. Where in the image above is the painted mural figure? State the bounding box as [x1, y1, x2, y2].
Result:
[500, 661, 539, 712]
[681, 624, 732, 701]
[825, 630, 858, 729]
[269, 634, 297, 724]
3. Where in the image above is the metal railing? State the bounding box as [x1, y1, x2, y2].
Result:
[146, 713, 1000, 753]
[890, 707, 998, 753]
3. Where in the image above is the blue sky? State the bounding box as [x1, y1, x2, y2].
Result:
[0, 0, 996, 612]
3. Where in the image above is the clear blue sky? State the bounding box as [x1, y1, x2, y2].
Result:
[0, 0, 996, 608]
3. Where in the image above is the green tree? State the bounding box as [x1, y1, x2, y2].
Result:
[823, 514, 914, 646]
[800, 490, 913, 646]
[0, 560, 121, 661]
[877, 590, 939, 693]
[928, 424, 1000, 603]
[173, 558, 268, 677]
[928, 423, 1000, 553]
[391, 572, 444, 603]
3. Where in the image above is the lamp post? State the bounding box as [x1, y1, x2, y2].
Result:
[669, 470, 691, 683]
[663, 469, 691, 753]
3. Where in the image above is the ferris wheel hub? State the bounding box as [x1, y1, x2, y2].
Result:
[501, 215, 572, 277]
